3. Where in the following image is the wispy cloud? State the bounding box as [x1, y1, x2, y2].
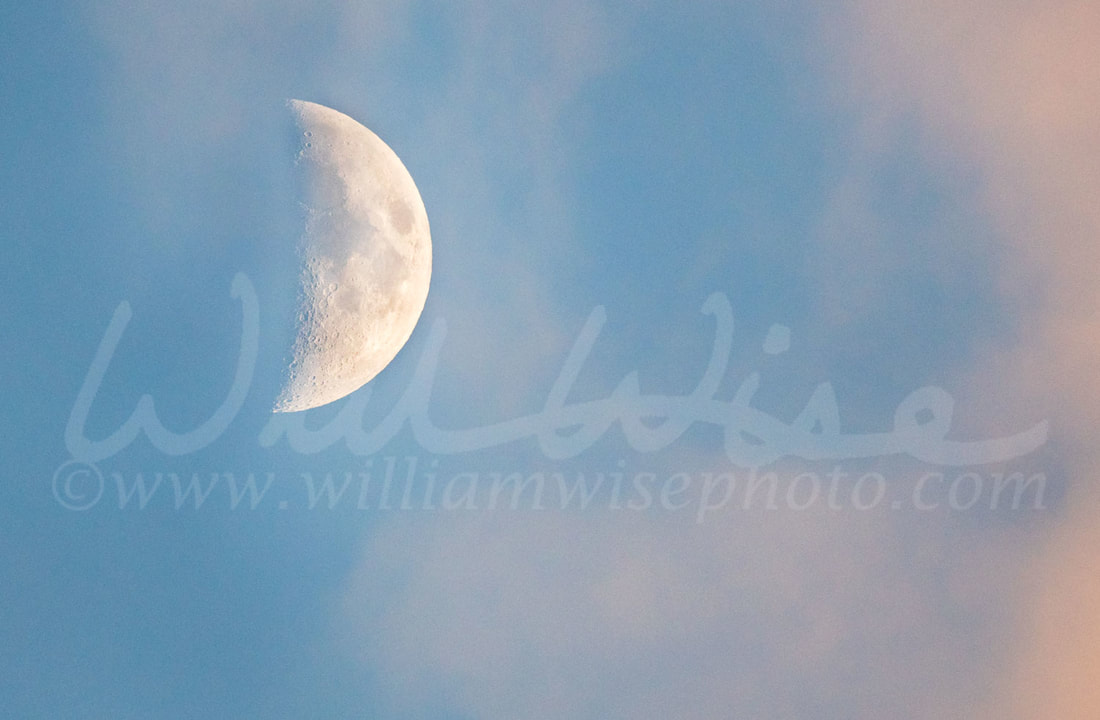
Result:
[334, 2, 1099, 718]
[91, 0, 1097, 716]
[821, 2, 1100, 716]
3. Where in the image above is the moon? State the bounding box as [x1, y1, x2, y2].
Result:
[273, 99, 432, 413]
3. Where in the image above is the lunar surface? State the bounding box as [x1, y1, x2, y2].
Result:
[274, 99, 432, 413]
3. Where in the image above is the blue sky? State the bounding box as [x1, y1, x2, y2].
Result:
[4, 1, 1097, 718]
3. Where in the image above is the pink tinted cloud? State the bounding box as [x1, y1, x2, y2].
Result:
[825, 2, 1100, 717]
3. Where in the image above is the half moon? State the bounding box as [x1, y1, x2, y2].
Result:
[274, 99, 432, 413]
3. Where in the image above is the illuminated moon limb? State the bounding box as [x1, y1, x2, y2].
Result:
[274, 99, 432, 413]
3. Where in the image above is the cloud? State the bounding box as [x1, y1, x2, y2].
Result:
[215, 0, 1098, 717]
[387, 0, 626, 419]
[819, 2, 1100, 717]
[341, 464, 1021, 719]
